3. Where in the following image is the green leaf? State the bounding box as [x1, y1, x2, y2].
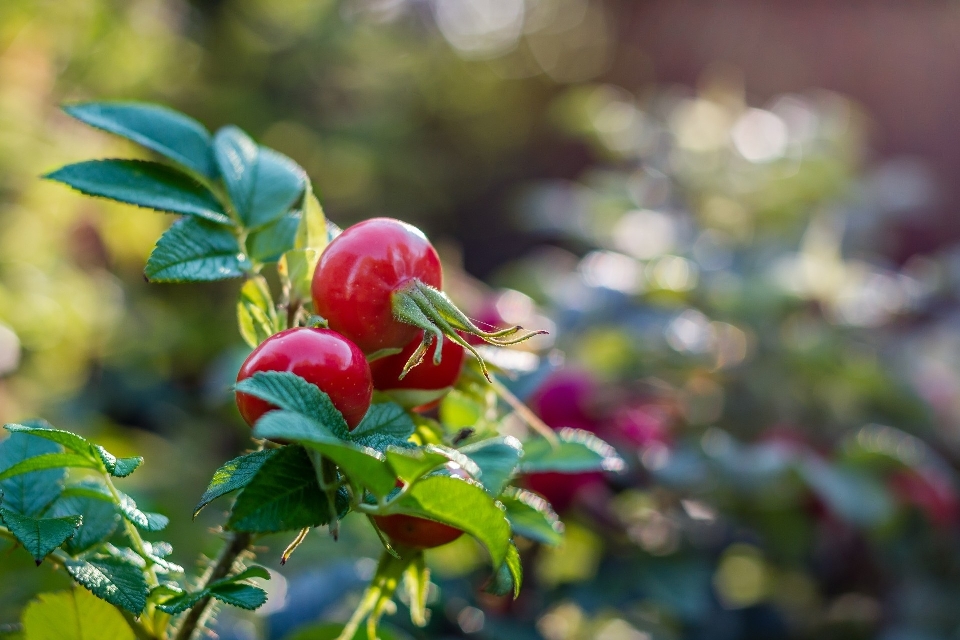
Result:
[237, 276, 279, 348]
[237, 371, 350, 438]
[144, 217, 250, 282]
[351, 433, 417, 455]
[0, 432, 65, 516]
[45, 160, 230, 226]
[94, 447, 142, 478]
[295, 184, 328, 252]
[157, 565, 270, 614]
[22, 588, 135, 640]
[248, 212, 300, 263]
[499, 488, 563, 546]
[278, 248, 320, 303]
[63, 102, 216, 179]
[391, 475, 511, 567]
[155, 591, 203, 615]
[252, 412, 396, 497]
[519, 428, 625, 474]
[115, 492, 168, 532]
[66, 557, 150, 614]
[385, 447, 452, 486]
[207, 583, 268, 610]
[0, 453, 100, 482]
[485, 541, 522, 598]
[4, 423, 96, 459]
[460, 436, 523, 495]
[213, 126, 305, 229]
[227, 445, 347, 533]
[385, 445, 479, 486]
[351, 403, 415, 440]
[0, 508, 81, 564]
[46, 495, 120, 554]
[194, 449, 276, 518]
[218, 565, 271, 583]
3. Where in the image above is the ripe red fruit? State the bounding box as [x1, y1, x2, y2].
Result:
[311, 218, 442, 354]
[373, 464, 468, 549]
[236, 327, 373, 429]
[372, 513, 464, 549]
[370, 332, 465, 397]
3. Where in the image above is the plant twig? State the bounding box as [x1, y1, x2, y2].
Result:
[489, 377, 560, 447]
[172, 531, 253, 640]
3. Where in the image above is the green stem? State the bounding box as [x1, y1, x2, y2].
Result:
[171, 531, 254, 640]
[490, 377, 560, 447]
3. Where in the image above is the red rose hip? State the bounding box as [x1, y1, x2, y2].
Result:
[236, 327, 373, 429]
[311, 218, 443, 354]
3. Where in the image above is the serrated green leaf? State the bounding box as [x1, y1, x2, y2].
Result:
[115, 493, 168, 532]
[237, 371, 350, 438]
[208, 583, 268, 610]
[66, 557, 150, 614]
[0, 508, 81, 564]
[351, 433, 417, 455]
[63, 102, 216, 179]
[46, 495, 121, 554]
[460, 436, 523, 496]
[145, 216, 250, 282]
[351, 403, 415, 440]
[391, 475, 511, 567]
[217, 565, 271, 584]
[0, 453, 100, 482]
[0, 433, 65, 516]
[485, 541, 522, 598]
[45, 160, 230, 226]
[4, 423, 96, 459]
[499, 487, 563, 546]
[213, 126, 305, 229]
[252, 412, 396, 497]
[94, 447, 142, 478]
[519, 428, 625, 474]
[227, 445, 348, 533]
[248, 212, 300, 263]
[155, 591, 203, 615]
[194, 449, 276, 518]
[237, 276, 278, 349]
[22, 588, 135, 640]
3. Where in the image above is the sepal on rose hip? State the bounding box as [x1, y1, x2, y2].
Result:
[390, 278, 546, 380]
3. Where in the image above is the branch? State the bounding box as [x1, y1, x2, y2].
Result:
[171, 531, 254, 640]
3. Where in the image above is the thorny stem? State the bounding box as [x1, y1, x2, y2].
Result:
[171, 531, 254, 640]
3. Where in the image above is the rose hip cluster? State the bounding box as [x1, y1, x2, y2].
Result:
[234, 218, 483, 548]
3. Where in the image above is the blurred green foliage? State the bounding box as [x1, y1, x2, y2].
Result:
[3, 1, 960, 639]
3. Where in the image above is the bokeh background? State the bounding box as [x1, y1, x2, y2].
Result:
[4, 1, 960, 639]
